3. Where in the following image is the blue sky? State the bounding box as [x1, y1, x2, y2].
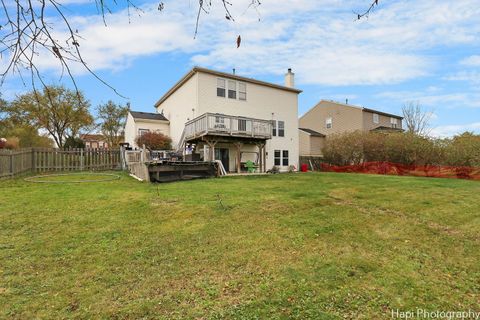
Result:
[2, 0, 480, 136]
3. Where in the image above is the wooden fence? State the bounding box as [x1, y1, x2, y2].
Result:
[0, 148, 121, 178]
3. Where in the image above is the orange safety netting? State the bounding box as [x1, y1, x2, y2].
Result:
[320, 161, 480, 181]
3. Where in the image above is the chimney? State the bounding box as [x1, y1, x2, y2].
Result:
[233, 68, 236, 75]
[285, 68, 295, 88]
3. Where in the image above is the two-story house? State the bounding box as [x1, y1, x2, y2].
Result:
[125, 67, 301, 173]
[299, 100, 403, 157]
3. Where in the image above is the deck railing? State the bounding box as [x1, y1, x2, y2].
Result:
[184, 113, 272, 141]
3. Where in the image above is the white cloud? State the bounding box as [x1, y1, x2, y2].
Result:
[376, 91, 480, 109]
[431, 122, 480, 137]
[3, 0, 480, 87]
[444, 71, 480, 85]
[460, 55, 480, 66]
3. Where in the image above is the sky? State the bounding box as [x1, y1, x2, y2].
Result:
[1, 0, 480, 137]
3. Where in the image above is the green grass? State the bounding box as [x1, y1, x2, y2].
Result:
[0, 172, 479, 319]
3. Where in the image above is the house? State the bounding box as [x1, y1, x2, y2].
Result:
[299, 128, 325, 157]
[80, 134, 109, 149]
[299, 100, 403, 156]
[124, 111, 170, 148]
[125, 66, 301, 173]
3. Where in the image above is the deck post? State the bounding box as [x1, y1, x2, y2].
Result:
[205, 139, 218, 162]
[263, 144, 266, 173]
[255, 142, 265, 173]
[234, 142, 242, 173]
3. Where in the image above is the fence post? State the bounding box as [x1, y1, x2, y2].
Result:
[80, 148, 84, 171]
[31, 148, 36, 173]
[9, 151, 14, 177]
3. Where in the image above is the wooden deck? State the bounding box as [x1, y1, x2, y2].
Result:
[184, 113, 272, 142]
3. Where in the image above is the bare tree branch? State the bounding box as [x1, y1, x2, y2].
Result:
[1, 0, 263, 97]
[355, 0, 380, 20]
[402, 101, 433, 136]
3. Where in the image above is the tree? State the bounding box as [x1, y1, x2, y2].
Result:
[97, 101, 129, 149]
[402, 101, 432, 136]
[0, 0, 261, 96]
[8, 86, 94, 148]
[135, 132, 172, 150]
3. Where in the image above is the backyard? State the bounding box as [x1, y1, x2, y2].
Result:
[0, 172, 479, 319]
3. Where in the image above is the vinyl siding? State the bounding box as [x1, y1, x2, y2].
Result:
[196, 72, 299, 170]
[156, 73, 198, 148]
[299, 100, 363, 136]
[363, 111, 403, 131]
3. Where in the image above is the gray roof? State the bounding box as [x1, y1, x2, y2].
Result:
[130, 111, 168, 121]
[371, 126, 404, 132]
[363, 107, 403, 119]
[299, 128, 326, 137]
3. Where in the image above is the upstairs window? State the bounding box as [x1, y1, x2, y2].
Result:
[228, 80, 237, 99]
[239, 82, 247, 101]
[373, 113, 379, 124]
[272, 120, 277, 136]
[217, 78, 226, 97]
[326, 117, 333, 129]
[278, 121, 285, 137]
[390, 117, 398, 128]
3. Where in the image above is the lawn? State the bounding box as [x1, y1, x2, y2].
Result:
[0, 172, 479, 319]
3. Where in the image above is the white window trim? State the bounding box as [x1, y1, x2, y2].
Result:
[216, 78, 247, 101]
[373, 113, 379, 124]
[390, 117, 398, 128]
[326, 117, 333, 129]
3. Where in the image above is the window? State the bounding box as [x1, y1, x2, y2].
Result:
[326, 117, 333, 129]
[228, 80, 237, 99]
[373, 113, 379, 124]
[217, 78, 226, 97]
[238, 119, 247, 132]
[138, 129, 149, 136]
[239, 82, 247, 100]
[278, 121, 285, 137]
[274, 150, 281, 166]
[282, 150, 289, 166]
[272, 120, 277, 136]
[390, 117, 398, 128]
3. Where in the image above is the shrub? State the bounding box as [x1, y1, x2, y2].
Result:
[135, 132, 172, 150]
[322, 131, 473, 167]
[64, 136, 85, 149]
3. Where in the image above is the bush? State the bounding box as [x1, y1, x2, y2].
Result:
[322, 131, 474, 167]
[135, 132, 172, 150]
[64, 136, 85, 149]
[4, 137, 20, 149]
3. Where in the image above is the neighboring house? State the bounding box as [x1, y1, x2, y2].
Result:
[152, 66, 301, 172]
[124, 111, 170, 148]
[299, 100, 403, 156]
[81, 134, 109, 149]
[299, 128, 325, 157]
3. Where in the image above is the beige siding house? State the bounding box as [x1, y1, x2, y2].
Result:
[299, 128, 325, 156]
[124, 111, 170, 148]
[125, 67, 301, 173]
[299, 100, 403, 156]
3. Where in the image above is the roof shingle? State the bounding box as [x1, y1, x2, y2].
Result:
[130, 111, 168, 121]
